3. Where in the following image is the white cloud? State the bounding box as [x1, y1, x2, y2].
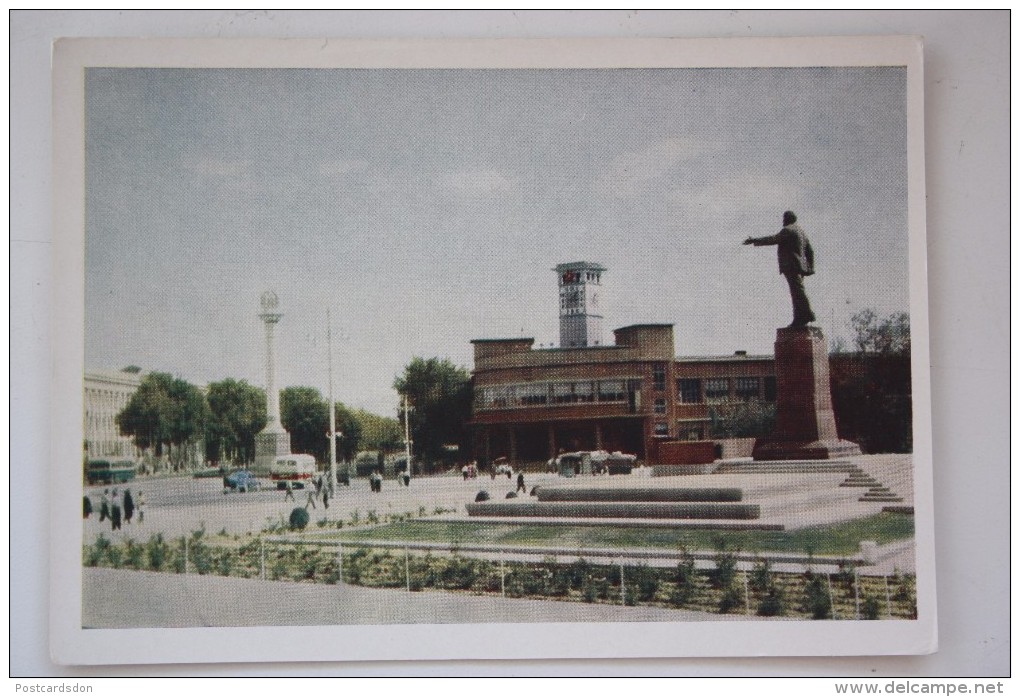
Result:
[597, 137, 723, 198]
[190, 157, 252, 178]
[437, 169, 518, 197]
[318, 159, 369, 178]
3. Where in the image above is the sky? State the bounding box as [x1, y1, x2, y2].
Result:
[85, 67, 909, 417]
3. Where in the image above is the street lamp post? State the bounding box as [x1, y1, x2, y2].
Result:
[326, 309, 337, 490]
[403, 394, 413, 482]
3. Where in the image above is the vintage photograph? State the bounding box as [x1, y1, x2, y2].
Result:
[53, 37, 933, 664]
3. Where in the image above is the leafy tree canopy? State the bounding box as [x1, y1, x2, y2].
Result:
[393, 357, 472, 469]
[205, 379, 267, 465]
[280, 386, 362, 464]
[116, 372, 207, 467]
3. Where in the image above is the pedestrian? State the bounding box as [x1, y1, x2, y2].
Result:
[314, 475, 323, 496]
[322, 484, 329, 509]
[110, 490, 122, 531]
[284, 480, 295, 501]
[137, 490, 145, 524]
[83, 495, 92, 519]
[306, 486, 317, 509]
[462, 464, 469, 481]
[516, 472, 526, 494]
[123, 488, 134, 524]
[99, 489, 110, 522]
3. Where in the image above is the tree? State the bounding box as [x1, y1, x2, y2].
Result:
[279, 386, 363, 464]
[352, 408, 403, 452]
[333, 403, 363, 462]
[280, 387, 329, 462]
[205, 379, 267, 466]
[830, 309, 912, 453]
[849, 309, 910, 355]
[116, 372, 208, 470]
[393, 357, 473, 471]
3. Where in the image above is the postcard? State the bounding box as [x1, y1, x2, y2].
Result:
[51, 36, 934, 665]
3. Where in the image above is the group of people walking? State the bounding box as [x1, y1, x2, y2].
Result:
[283, 474, 333, 510]
[83, 487, 143, 530]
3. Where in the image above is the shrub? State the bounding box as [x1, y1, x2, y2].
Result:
[632, 564, 660, 602]
[718, 583, 743, 614]
[124, 539, 145, 570]
[289, 507, 310, 530]
[146, 534, 169, 571]
[475, 491, 490, 502]
[802, 573, 832, 619]
[566, 558, 591, 590]
[757, 585, 786, 617]
[670, 549, 698, 607]
[709, 546, 737, 590]
[861, 595, 881, 620]
[505, 492, 517, 499]
[749, 558, 773, 593]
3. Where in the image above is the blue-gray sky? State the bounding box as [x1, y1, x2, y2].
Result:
[85, 67, 908, 416]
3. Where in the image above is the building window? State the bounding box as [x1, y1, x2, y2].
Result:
[552, 383, 575, 404]
[653, 422, 669, 437]
[574, 381, 595, 403]
[518, 383, 548, 406]
[704, 378, 730, 404]
[597, 380, 627, 402]
[734, 377, 761, 401]
[678, 378, 702, 404]
[653, 363, 667, 391]
[679, 426, 705, 441]
[763, 376, 777, 401]
[654, 398, 667, 414]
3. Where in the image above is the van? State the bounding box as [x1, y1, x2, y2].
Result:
[269, 454, 317, 489]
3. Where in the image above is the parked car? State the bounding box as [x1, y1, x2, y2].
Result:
[224, 470, 261, 493]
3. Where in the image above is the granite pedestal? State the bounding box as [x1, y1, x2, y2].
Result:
[752, 326, 861, 460]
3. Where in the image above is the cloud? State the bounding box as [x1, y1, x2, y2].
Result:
[190, 158, 250, 178]
[596, 137, 723, 198]
[437, 169, 518, 197]
[318, 159, 369, 178]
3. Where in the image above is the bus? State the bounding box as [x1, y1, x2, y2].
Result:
[86, 458, 137, 485]
[269, 454, 317, 489]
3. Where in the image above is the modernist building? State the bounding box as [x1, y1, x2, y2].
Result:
[469, 262, 779, 464]
[83, 367, 145, 459]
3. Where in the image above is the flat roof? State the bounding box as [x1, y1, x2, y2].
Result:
[470, 337, 535, 344]
[614, 323, 675, 331]
[676, 354, 773, 362]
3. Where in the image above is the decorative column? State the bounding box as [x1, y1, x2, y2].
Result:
[254, 290, 292, 473]
[752, 326, 861, 461]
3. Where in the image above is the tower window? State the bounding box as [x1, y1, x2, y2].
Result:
[653, 363, 667, 391]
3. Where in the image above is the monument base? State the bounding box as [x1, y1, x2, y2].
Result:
[752, 438, 862, 461]
[254, 428, 291, 474]
[753, 325, 862, 462]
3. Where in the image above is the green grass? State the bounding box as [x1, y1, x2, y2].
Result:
[330, 513, 913, 556]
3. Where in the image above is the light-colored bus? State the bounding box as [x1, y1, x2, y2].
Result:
[86, 458, 137, 485]
[270, 454, 317, 489]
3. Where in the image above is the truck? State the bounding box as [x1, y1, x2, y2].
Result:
[269, 454, 317, 489]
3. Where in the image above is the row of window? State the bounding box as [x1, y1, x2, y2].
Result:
[475, 379, 641, 410]
[677, 376, 775, 404]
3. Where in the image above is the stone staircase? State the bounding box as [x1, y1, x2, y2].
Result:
[715, 459, 904, 504]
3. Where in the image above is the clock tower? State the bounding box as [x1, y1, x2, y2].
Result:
[555, 261, 606, 348]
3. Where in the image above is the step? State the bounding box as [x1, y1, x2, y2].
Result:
[466, 501, 761, 520]
[536, 486, 742, 503]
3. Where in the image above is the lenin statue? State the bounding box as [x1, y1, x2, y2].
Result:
[744, 211, 816, 327]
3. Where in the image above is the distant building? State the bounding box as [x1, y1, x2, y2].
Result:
[469, 262, 778, 463]
[83, 367, 145, 459]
